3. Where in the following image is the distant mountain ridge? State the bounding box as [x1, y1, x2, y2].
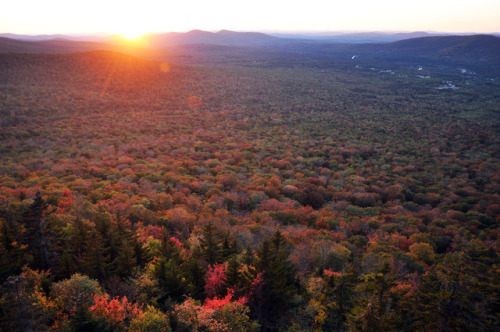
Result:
[269, 31, 450, 43]
[0, 33, 111, 42]
[2, 29, 482, 46]
[387, 34, 500, 53]
[1, 31, 499, 61]
[145, 30, 293, 47]
[381, 34, 500, 59]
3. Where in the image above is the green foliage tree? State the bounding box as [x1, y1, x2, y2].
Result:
[50, 273, 103, 330]
[347, 262, 396, 331]
[152, 257, 190, 306]
[129, 305, 171, 332]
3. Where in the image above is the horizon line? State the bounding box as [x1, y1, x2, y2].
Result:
[1, 29, 500, 37]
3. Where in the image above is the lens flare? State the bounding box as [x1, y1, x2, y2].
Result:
[160, 62, 170, 73]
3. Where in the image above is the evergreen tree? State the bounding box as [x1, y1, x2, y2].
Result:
[242, 246, 255, 266]
[152, 257, 190, 305]
[0, 220, 28, 282]
[184, 258, 206, 300]
[199, 222, 222, 265]
[81, 230, 111, 281]
[221, 233, 237, 260]
[159, 230, 181, 263]
[21, 191, 54, 270]
[224, 256, 241, 292]
[68, 218, 91, 273]
[323, 267, 357, 332]
[255, 229, 298, 329]
[110, 215, 138, 278]
[113, 238, 135, 278]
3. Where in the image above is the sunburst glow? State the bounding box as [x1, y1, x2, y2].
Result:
[118, 31, 145, 41]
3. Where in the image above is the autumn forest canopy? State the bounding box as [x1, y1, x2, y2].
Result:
[0, 34, 499, 331]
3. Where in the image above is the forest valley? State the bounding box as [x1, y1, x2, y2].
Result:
[0, 42, 499, 331]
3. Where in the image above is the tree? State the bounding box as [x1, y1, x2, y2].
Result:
[221, 233, 238, 260]
[409, 242, 435, 265]
[50, 273, 103, 330]
[242, 246, 255, 266]
[184, 258, 206, 300]
[129, 305, 171, 332]
[0, 268, 55, 332]
[89, 294, 143, 330]
[0, 220, 28, 283]
[205, 264, 227, 298]
[224, 257, 242, 293]
[152, 257, 190, 305]
[323, 268, 357, 332]
[347, 262, 396, 331]
[255, 229, 298, 329]
[200, 222, 222, 265]
[21, 191, 54, 270]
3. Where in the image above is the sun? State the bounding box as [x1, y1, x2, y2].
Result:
[118, 31, 145, 41]
[114, 29, 150, 47]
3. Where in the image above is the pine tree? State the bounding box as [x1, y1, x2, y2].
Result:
[21, 191, 53, 270]
[110, 215, 139, 278]
[200, 222, 222, 265]
[221, 234, 237, 260]
[81, 230, 111, 281]
[323, 267, 357, 332]
[184, 258, 206, 300]
[113, 239, 135, 278]
[153, 257, 190, 305]
[255, 229, 298, 329]
[242, 246, 255, 266]
[224, 256, 241, 292]
[69, 218, 91, 273]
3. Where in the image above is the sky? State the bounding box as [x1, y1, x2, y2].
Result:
[1, 0, 499, 37]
